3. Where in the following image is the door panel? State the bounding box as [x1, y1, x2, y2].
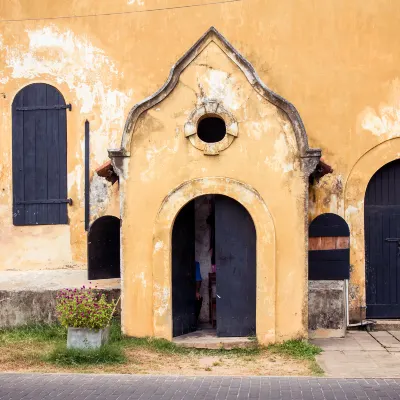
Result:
[215, 195, 256, 337]
[365, 160, 400, 318]
[172, 201, 196, 337]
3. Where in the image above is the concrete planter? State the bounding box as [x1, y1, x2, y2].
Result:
[67, 326, 110, 349]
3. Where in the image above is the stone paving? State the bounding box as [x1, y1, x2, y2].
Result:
[312, 331, 400, 378]
[172, 328, 253, 349]
[2, 373, 400, 400]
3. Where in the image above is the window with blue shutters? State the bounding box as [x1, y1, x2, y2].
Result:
[12, 83, 70, 226]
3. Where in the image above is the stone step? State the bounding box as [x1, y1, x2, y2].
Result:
[173, 329, 256, 349]
[372, 320, 400, 331]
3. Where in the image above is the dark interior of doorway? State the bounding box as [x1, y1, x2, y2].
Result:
[172, 194, 256, 338]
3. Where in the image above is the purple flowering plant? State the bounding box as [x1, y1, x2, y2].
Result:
[56, 285, 117, 330]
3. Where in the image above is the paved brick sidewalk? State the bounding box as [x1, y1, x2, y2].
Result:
[312, 331, 400, 378]
[1, 374, 400, 400]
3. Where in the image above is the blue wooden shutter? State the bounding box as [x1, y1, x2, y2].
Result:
[12, 83, 69, 225]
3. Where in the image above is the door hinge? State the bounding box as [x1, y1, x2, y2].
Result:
[16, 104, 72, 111]
[15, 198, 73, 205]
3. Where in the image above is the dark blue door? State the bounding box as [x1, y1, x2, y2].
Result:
[12, 83, 68, 225]
[172, 200, 196, 337]
[365, 160, 400, 318]
[215, 195, 256, 337]
[88, 216, 120, 280]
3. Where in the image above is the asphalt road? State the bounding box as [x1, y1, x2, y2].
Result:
[1, 373, 400, 400]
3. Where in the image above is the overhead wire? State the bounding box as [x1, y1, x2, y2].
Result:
[0, 0, 242, 22]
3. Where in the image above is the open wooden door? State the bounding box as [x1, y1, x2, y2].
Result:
[172, 200, 197, 337]
[215, 195, 256, 337]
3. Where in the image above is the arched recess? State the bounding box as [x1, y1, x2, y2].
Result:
[172, 194, 256, 338]
[152, 177, 275, 344]
[88, 215, 120, 280]
[344, 138, 400, 318]
[308, 213, 350, 281]
[12, 83, 69, 225]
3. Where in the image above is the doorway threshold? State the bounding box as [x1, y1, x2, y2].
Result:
[371, 320, 400, 331]
[172, 328, 256, 349]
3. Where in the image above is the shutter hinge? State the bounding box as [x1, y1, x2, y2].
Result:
[15, 198, 73, 205]
[16, 104, 72, 111]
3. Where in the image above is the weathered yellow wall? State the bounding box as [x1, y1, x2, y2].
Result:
[120, 39, 309, 343]
[1, 0, 400, 321]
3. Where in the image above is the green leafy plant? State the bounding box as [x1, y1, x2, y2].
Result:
[56, 286, 117, 330]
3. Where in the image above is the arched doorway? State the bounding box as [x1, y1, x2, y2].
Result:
[88, 216, 120, 280]
[365, 159, 400, 318]
[172, 195, 256, 337]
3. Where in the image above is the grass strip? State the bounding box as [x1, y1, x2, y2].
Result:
[45, 343, 126, 366]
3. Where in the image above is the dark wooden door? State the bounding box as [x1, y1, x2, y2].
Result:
[12, 83, 68, 225]
[172, 200, 196, 337]
[88, 216, 120, 280]
[365, 160, 400, 318]
[215, 195, 256, 337]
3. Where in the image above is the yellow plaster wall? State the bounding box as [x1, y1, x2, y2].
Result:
[120, 41, 308, 343]
[1, 0, 400, 319]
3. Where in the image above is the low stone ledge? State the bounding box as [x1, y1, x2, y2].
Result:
[0, 289, 120, 328]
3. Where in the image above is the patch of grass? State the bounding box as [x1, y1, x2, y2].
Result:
[268, 339, 322, 360]
[309, 360, 324, 376]
[0, 320, 323, 376]
[212, 361, 221, 367]
[0, 323, 66, 343]
[45, 343, 126, 366]
[121, 331, 262, 357]
[217, 345, 261, 357]
[122, 336, 189, 354]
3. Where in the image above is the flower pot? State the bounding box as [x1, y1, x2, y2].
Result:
[67, 326, 110, 349]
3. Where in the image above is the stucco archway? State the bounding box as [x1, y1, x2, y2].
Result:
[152, 177, 276, 344]
[344, 138, 400, 320]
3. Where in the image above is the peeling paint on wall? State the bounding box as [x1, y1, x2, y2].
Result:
[0, 25, 133, 271]
[360, 78, 400, 139]
[309, 173, 344, 221]
[153, 240, 164, 253]
[89, 174, 111, 220]
[200, 69, 243, 111]
[345, 200, 363, 251]
[154, 283, 169, 317]
[264, 133, 295, 173]
[1, 26, 132, 163]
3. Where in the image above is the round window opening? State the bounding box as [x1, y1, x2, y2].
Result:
[197, 116, 226, 143]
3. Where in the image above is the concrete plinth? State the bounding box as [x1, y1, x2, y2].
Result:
[308, 280, 346, 338]
[67, 326, 110, 349]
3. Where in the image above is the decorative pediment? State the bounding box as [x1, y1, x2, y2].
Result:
[109, 27, 320, 174]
